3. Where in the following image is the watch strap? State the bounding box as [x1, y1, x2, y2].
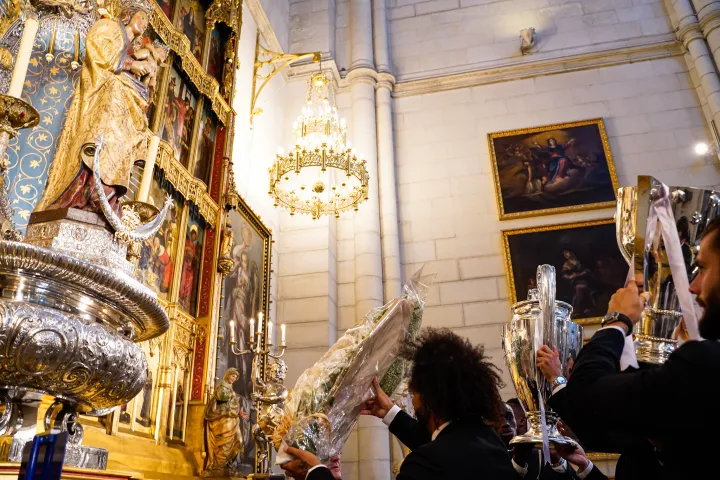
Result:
[603, 312, 633, 335]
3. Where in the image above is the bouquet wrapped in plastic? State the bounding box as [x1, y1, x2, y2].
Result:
[274, 268, 434, 463]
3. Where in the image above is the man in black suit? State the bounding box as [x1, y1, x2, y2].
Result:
[281, 328, 517, 480]
[536, 216, 720, 479]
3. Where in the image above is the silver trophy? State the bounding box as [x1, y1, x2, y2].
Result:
[502, 265, 583, 446]
[616, 175, 716, 364]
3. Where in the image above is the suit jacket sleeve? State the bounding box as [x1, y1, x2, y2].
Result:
[585, 465, 609, 480]
[388, 410, 432, 451]
[561, 328, 713, 438]
[307, 466, 336, 480]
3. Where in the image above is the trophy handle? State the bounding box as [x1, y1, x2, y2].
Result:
[537, 264, 555, 348]
[616, 186, 636, 265]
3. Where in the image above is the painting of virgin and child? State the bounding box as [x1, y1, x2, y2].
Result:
[502, 219, 627, 324]
[488, 119, 619, 220]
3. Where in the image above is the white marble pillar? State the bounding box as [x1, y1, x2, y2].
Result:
[373, 0, 401, 302]
[348, 0, 390, 478]
[667, 0, 720, 126]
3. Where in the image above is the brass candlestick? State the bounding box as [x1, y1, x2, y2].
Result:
[229, 312, 287, 478]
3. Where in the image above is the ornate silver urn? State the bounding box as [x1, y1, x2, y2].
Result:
[502, 265, 583, 447]
[616, 175, 716, 364]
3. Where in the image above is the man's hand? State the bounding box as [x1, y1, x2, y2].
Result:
[360, 377, 393, 419]
[607, 281, 650, 324]
[239, 409, 249, 420]
[536, 346, 562, 382]
[555, 443, 590, 471]
[280, 447, 322, 480]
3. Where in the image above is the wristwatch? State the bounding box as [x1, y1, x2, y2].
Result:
[602, 312, 633, 335]
[551, 375, 567, 390]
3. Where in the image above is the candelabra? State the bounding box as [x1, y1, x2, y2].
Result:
[228, 312, 287, 479]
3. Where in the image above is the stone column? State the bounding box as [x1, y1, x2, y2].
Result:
[373, 0, 402, 302]
[348, 1, 390, 479]
[667, 0, 720, 126]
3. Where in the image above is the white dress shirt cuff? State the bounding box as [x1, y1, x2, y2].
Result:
[382, 405, 401, 426]
[306, 465, 328, 479]
[552, 383, 567, 396]
[600, 325, 627, 336]
[577, 461, 595, 479]
[551, 459, 568, 473]
[511, 458, 528, 477]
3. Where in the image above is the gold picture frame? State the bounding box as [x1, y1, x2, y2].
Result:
[502, 218, 626, 325]
[488, 118, 619, 220]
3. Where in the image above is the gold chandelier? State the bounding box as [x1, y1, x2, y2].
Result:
[269, 72, 369, 220]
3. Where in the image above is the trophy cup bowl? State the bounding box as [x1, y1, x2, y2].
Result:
[614, 176, 715, 364]
[502, 265, 583, 447]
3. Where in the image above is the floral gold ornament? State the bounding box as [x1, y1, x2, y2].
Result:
[269, 71, 369, 220]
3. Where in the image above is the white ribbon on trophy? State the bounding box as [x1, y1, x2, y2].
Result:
[645, 184, 701, 341]
[533, 313, 551, 463]
[621, 260, 640, 371]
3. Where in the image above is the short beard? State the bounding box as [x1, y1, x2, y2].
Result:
[699, 291, 720, 340]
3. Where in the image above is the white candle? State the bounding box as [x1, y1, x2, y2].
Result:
[136, 135, 161, 202]
[257, 312, 264, 340]
[268, 321, 273, 343]
[281, 323, 286, 346]
[8, 14, 39, 98]
[228, 320, 236, 344]
[249, 318, 255, 340]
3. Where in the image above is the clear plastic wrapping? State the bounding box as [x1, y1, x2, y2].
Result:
[274, 268, 434, 463]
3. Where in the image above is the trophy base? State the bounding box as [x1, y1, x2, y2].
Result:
[634, 308, 682, 365]
[509, 411, 579, 449]
[508, 432, 579, 449]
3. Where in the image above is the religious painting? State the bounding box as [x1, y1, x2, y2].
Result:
[192, 102, 217, 185]
[161, 65, 197, 167]
[118, 338, 164, 436]
[214, 199, 272, 474]
[156, 0, 176, 21]
[177, 0, 205, 62]
[488, 119, 619, 220]
[136, 176, 183, 302]
[502, 219, 627, 324]
[207, 25, 229, 85]
[178, 214, 205, 315]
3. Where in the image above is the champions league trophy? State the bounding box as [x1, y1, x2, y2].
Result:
[502, 265, 583, 447]
[616, 175, 714, 364]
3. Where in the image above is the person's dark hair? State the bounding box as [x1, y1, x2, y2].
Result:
[677, 216, 690, 242]
[701, 216, 720, 250]
[406, 328, 504, 424]
[506, 397, 524, 413]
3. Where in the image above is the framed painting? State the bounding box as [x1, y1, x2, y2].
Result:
[177, 0, 205, 62]
[156, 0, 175, 21]
[161, 64, 197, 167]
[192, 101, 217, 185]
[488, 118, 619, 220]
[136, 175, 183, 302]
[207, 25, 229, 85]
[502, 219, 627, 325]
[214, 198, 272, 474]
[178, 213, 205, 315]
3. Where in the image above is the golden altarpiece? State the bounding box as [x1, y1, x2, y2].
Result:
[0, 0, 275, 478]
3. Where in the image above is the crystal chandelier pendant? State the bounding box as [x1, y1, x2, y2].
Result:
[269, 71, 369, 220]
